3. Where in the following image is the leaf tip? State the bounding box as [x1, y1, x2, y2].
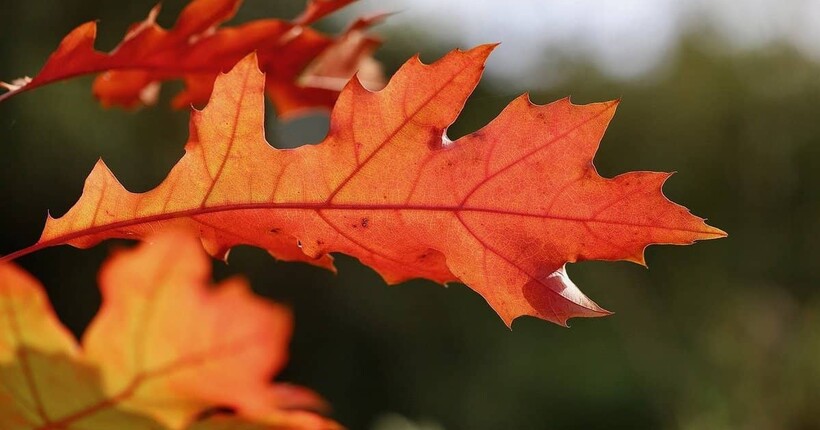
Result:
[228, 51, 264, 77]
[413, 43, 496, 69]
[76, 20, 100, 38]
[86, 158, 119, 187]
[562, 95, 621, 112]
[658, 171, 728, 241]
[465, 43, 498, 63]
[502, 304, 615, 330]
[707, 225, 728, 238]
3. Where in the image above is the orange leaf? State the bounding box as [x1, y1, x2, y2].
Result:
[0, 231, 338, 430]
[0, 0, 383, 118]
[2, 47, 725, 326]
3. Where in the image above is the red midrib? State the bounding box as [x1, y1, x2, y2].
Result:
[0, 201, 723, 262]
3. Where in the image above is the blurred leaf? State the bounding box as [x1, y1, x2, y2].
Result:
[0, 231, 338, 429]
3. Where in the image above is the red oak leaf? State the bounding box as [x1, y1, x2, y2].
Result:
[1, 47, 725, 326]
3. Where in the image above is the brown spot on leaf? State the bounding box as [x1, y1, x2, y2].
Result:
[425, 128, 444, 150]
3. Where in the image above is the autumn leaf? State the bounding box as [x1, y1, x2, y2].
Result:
[1, 47, 725, 326]
[0, 0, 383, 118]
[0, 231, 339, 430]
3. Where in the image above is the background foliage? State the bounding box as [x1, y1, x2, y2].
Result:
[1, 1, 818, 429]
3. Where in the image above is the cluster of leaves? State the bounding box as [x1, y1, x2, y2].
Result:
[0, 0, 725, 428]
[0, 0, 384, 117]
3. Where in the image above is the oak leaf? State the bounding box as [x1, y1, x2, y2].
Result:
[0, 231, 339, 430]
[0, 0, 383, 118]
[1, 47, 725, 326]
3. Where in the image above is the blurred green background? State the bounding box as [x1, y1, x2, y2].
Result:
[1, 1, 818, 429]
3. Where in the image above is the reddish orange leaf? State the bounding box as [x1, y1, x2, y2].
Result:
[0, 231, 339, 430]
[2, 47, 725, 326]
[0, 0, 383, 118]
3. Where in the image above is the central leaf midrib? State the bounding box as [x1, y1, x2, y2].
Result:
[41, 201, 721, 247]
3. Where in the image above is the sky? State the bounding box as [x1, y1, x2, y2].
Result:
[336, 0, 820, 87]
